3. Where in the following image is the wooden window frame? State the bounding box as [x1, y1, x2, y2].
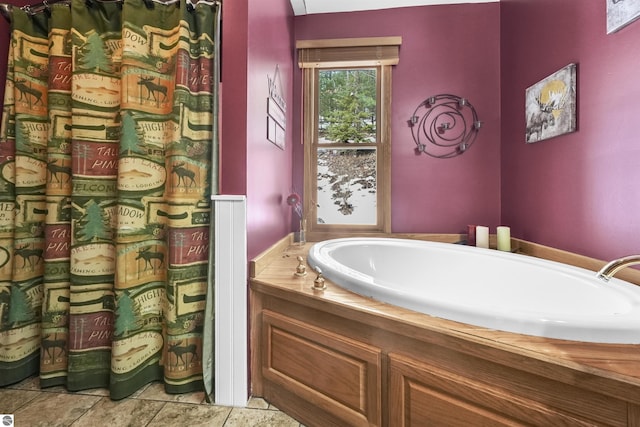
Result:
[297, 37, 401, 239]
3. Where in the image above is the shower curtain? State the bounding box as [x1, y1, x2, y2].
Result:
[0, 0, 219, 400]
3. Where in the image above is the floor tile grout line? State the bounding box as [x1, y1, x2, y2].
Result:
[3, 388, 305, 427]
[3, 379, 305, 426]
[220, 405, 233, 426]
[67, 395, 108, 427]
[139, 401, 170, 427]
[0, 388, 40, 413]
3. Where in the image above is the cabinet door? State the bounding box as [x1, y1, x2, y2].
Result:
[262, 310, 382, 426]
[389, 353, 606, 427]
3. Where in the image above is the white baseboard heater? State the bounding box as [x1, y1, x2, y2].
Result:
[210, 195, 247, 407]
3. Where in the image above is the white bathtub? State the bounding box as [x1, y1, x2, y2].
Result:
[307, 237, 640, 344]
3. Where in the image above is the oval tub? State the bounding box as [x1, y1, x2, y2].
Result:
[307, 237, 640, 344]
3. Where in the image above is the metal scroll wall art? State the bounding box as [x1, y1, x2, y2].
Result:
[409, 94, 482, 159]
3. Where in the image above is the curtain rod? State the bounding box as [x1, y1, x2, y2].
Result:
[0, 0, 218, 23]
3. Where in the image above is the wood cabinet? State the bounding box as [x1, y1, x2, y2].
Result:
[261, 310, 382, 426]
[250, 238, 640, 427]
[389, 352, 625, 426]
[252, 288, 640, 427]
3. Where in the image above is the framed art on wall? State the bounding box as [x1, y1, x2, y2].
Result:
[525, 63, 577, 144]
[607, 0, 640, 34]
[267, 65, 287, 149]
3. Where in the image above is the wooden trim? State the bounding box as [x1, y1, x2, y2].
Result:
[380, 65, 392, 233]
[304, 232, 466, 244]
[249, 233, 294, 278]
[249, 288, 264, 396]
[297, 37, 402, 69]
[302, 68, 316, 232]
[513, 238, 640, 286]
[629, 404, 640, 427]
[298, 46, 400, 68]
[296, 36, 402, 49]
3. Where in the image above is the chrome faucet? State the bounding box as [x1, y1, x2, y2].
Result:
[596, 255, 640, 282]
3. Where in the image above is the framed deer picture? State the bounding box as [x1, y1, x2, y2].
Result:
[525, 63, 577, 144]
[607, 0, 640, 34]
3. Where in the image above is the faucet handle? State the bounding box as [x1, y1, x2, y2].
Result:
[294, 256, 307, 277]
[312, 267, 326, 291]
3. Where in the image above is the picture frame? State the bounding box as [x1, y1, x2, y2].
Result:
[607, 0, 640, 34]
[525, 63, 577, 144]
[267, 65, 287, 150]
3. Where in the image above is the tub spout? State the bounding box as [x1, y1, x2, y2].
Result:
[597, 255, 640, 282]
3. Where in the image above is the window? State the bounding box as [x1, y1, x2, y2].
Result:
[297, 37, 401, 236]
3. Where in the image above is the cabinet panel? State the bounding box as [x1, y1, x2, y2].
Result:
[262, 310, 382, 426]
[389, 353, 615, 427]
[400, 379, 525, 427]
[630, 404, 640, 427]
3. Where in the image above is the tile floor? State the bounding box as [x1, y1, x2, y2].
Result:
[0, 376, 304, 426]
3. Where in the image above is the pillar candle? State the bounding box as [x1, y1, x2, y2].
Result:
[497, 226, 511, 252]
[475, 226, 489, 249]
[467, 224, 476, 246]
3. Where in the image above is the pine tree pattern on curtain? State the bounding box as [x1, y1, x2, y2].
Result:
[0, 0, 219, 400]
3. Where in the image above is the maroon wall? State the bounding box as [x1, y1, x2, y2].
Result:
[220, 0, 249, 197]
[245, 0, 295, 259]
[294, 3, 502, 234]
[501, 0, 640, 260]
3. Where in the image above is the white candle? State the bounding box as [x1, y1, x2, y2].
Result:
[475, 226, 489, 249]
[497, 226, 511, 252]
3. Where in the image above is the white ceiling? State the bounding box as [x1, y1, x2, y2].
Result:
[290, 0, 498, 16]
